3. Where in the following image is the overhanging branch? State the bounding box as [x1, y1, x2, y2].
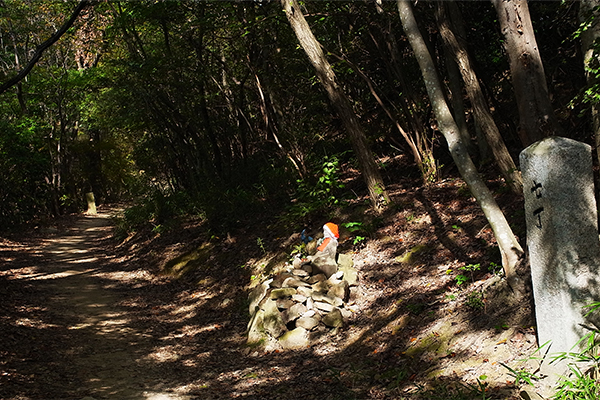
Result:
[0, 0, 90, 95]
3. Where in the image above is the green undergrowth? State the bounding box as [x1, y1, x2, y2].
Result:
[501, 302, 600, 399]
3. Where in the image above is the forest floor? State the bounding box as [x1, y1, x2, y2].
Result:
[0, 157, 550, 400]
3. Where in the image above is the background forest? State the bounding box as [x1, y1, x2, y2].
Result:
[0, 0, 595, 257]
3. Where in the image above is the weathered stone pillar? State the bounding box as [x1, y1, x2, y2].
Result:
[520, 136, 600, 354]
[85, 192, 97, 215]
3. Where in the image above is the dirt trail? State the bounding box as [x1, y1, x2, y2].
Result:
[7, 212, 194, 400]
[2, 192, 537, 400]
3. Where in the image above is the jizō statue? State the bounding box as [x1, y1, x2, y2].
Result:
[306, 222, 339, 278]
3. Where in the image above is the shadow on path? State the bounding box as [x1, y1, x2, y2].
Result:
[1, 211, 193, 400]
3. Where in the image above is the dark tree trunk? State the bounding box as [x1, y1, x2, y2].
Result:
[580, 0, 600, 166]
[492, 0, 562, 146]
[282, 0, 389, 212]
[437, 2, 523, 194]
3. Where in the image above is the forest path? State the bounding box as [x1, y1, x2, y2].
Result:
[24, 211, 193, 400]
[2, 194, 537, 400]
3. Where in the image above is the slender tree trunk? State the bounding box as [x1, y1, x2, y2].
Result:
[492, 0, 562, 146]
[253, 72, 304, 177]
[444, 49, 471, 155]
[398, 0, 524, 292]
[437, 2, 523, 194]
[580, 0, 600, 166]
[376, 25, 437, 182]
[331, 52, 423, 175]
[282, 0, 389, 212]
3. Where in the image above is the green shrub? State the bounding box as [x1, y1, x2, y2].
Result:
[285, 155, 347, 222]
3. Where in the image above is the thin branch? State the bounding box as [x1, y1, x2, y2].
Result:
[0, 0, 90, 95]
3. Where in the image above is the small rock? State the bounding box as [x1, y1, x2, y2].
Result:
[340, 307, 353, 319]
[292, 257, 302, 269]
[270, 288, 297, 299]
[328, 280, 350, 302]
[283, 277, 311, 288]
[296, 315, 320, 330]
[261, 298, 287, 338]
[307, 274, 327, 284]
[306, 297, 314, 310]
[338, 262, 358, 287]
[247, 308, 267, 344]
[520, 389, 546, 400]
[322, 308, 343, 328]
[276, 299, 294, 310]
[301, 264, 313, 274]
[286, 303, 307, 321]
[327, 276, 343, 285]
[337, 253, 354, 269]
[270, 273, 294, 288]
[292, 269, 309, 277]
[292, 294, 307, 303]
[296, 286, 313, 297]
[221, 298, 233, 307]
[312, 281, 330, 293]
[312, 292, 342, 307]
[279, 327, 309, 349]
[248, 282, 270, 316]
[314, 301, 334, 312]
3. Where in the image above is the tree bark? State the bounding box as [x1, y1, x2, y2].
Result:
[580, 0, 600, 166]
[372, 24, 436, 182]
[281, 0, 389, 212]
[0, 0, 90, 95]
[437, 2, 523, 194]
[444, 48, 471, 155]
[398, 0, 524, 292]
[492, 0, 562, 146]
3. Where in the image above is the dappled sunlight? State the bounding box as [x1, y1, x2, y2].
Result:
[70, 256, 99, 264]
[95, 269, 159, 283]
[145, 345, 182, 363]
[0, 266, 42, 279]
[13, 317, 59, 329]
[143, 392, 193, 400]
[11, 268, 99, 280]
[0, 181, 532, 399]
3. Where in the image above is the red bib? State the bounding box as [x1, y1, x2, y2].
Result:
[317, 237, 332, 252]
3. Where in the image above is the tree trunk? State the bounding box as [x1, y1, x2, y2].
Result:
[282, 0, 389, 212]
[580, 0, 600, 166]
[437, 2, 523, 194]
[444, 48, 471, 155]
[398, 0, 524, 292]
[369, 24, 436, 182]
[492, 0, 562, 146]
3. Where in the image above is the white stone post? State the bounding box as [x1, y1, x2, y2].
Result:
[520, 136, 600, 354]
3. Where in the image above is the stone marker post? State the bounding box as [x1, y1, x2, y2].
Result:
[521, 136, 600, 354]
[85, 192, 97, 215]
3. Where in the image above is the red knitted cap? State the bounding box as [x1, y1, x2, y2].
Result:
[324, 222, 339, 239]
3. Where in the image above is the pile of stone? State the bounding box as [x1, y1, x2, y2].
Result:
[246, 253, 358, 350]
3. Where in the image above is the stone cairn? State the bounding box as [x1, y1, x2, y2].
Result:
[246, 253, 358, 350]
